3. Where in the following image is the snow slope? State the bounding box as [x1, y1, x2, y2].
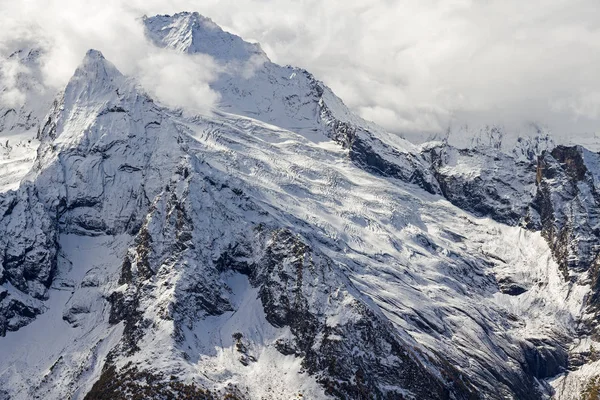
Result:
[0, 11, 600, 400]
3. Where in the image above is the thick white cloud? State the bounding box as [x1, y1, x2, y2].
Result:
[1, 0, 599, 141]
[138, 51, 220, 113]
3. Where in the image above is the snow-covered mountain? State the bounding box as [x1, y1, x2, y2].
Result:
[1, 11, 600, 400]
[0, 47, 53, 191]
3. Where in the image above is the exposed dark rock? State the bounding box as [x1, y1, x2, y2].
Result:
[532, 146, 600, 279]
[223, 228, 480, 400]
[119, 255, 133, 285]
[118, 164, 142, 173]
[84, 363, 238, 400]
[274, 338, 298, 356]
[520, 338, 568, 379]
[497, 277, 528, 296]
[98, 106, 127, 116]
[550, 146, 588, 181]
[108, 290, 143, 355]
[0, 296, 41, 336]
[422, 144, 538, 227]
[350, 133, 441, 194]
[62, 304, 91, 327]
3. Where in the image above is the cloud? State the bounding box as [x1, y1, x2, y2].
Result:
[551, 91, 600, 120]
[138, 50, 221, 114]
[1, 0, 600, 142]
[182, 0, 600, 141]
[0, 0, 221, 114]
[0, 58, 29, 107]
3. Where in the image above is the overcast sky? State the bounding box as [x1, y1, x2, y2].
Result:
[1, 0, 599, 143]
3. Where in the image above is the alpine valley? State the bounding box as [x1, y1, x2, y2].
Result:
[1, 11, 600, 400]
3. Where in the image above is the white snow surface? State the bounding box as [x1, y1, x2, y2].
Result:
[0, 11, 598, 400]
[0, 234, 128, 399]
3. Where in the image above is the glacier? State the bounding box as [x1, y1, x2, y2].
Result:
[0, 11, 599, 400]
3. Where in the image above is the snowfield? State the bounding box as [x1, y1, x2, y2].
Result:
[0, 11, 599, 400]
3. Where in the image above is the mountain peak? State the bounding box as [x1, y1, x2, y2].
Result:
[64, 49, 124, 106]
[74, 49, 122, 80]
[6, 10, 600, 400]
[143, 12, 267, 63]
[84, 48, 104, 60]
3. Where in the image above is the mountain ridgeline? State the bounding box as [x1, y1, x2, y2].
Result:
[1, 11, 600, 400]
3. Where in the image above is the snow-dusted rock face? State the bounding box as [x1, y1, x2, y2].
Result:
[0, 48, 180, 338]
[0, 183, 57, 336]
[0, 48, 53, 191]
[0, 48, 467, 399]
[31, 49, 185, 238]
[3, 11, 600, 400]
[422, 143, 538, 226]
[533, 146, 600, 277]
[218, 228, 475, 399]
[420, 141, 600, 396]
[513, 133, 555, 163]
[143, 12, 440, 195]
[532, 146, 600, 333]
[423, 141, 600, 300]
[0, 48, 60, 328]
[423, 142, 600, 302]
[0, 48, 47, 135]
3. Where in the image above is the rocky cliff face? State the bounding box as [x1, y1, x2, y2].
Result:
[532, 146, 600, 338]
[0, 183, 57, 336]
[221, 228, 479, 399]
[422, 143, 538, 226]
[424, 142, 600, 307]
[422, 142, 600, 281]
[1, 11, 600, 400]
[420, 141, 600, 396]
[533, 146, 600, 276]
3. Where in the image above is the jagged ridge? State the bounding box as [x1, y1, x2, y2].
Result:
[1, 11, 600, 400]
